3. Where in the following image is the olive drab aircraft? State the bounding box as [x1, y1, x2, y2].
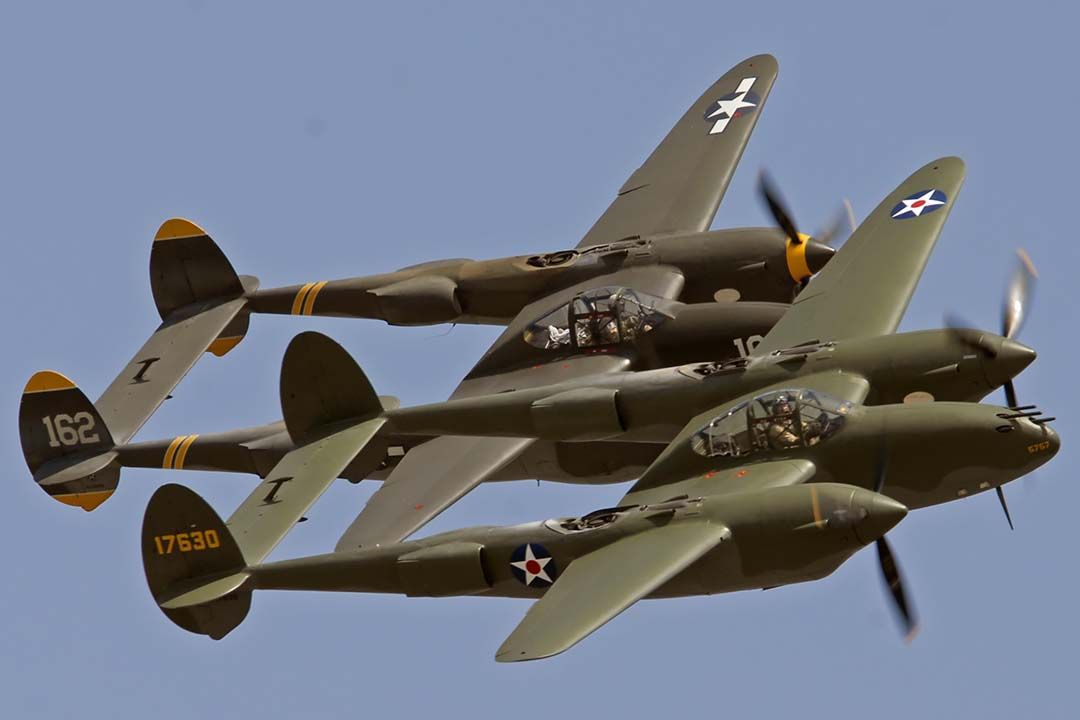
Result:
[21, 144, 1061, 657]
[124, 152, 1058, 659]
[21, 53, 849, 516]
[21, 155, 1055, 561]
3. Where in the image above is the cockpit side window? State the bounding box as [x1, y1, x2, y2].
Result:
[798, 390, 851, 446]
[524, 287, 673, 350]
[690, 389, 851, 458]
[689, 401, 752, 458]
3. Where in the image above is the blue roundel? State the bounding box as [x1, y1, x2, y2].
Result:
[510, 543, 557, 588]
[891, 189, 948, 220]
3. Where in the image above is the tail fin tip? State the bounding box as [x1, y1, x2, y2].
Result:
[155, 217, 208, 242]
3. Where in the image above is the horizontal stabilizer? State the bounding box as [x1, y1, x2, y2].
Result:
[91, 218, 254, 451]
[96, 298, 248, 445]
[496, 521, 730, 662]
[227, 418, 387, 566]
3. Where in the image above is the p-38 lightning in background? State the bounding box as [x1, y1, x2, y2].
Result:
[22, 53, 849, 519]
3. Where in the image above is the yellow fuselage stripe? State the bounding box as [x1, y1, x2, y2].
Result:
[302, 281, 328, 315]
[291, 283, 316, 315]
[162, 436, 187, 469]
[174, 434, 199, 470]
[785, 234, 813, 283]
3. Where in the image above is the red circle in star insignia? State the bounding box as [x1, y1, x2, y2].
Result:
[911, 200, 926, 208]
[525, 560, 541, 574]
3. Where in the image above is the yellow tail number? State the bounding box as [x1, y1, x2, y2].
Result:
[153, 529, 221, 555]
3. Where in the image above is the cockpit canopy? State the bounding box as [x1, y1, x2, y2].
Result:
[523, 286, 675, 350]
[690, 388, 852, 458]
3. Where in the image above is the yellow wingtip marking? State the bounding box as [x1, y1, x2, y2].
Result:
[291, 282, 316, 315]
[302, 281, 328, 315]
[785, 235, 813, 283]
[174, 435, 199, 470]
[53, 490, 114, 512]
[24, 370, 77, 394]
[162, 436, 187, 469]
[207, 336, 243, 357]
[155, 218, 208, 242]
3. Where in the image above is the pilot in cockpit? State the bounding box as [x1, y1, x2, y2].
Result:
[766, 393, 799, 448]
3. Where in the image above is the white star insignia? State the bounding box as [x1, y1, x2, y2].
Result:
[510, 544, 553, 586]
[706, 77, 757, 135]
[892, 190, 946, 218]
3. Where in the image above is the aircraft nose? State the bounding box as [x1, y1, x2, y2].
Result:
[1040, 423, 1060, 458]
[804, 240, 835, 274]
[852, 490, 909, 545]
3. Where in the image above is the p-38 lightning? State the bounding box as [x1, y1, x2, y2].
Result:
[134, 324, 1056, 659]
[23, 53, 853, 526]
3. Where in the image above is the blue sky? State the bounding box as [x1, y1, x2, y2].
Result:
[2, 2, 1077, 718]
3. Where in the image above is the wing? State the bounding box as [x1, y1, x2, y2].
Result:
[576, 54, 777, 249]
[752, 157, 966, 356]
[335, 266, 683, 550]
[334, 434, 535, 551]
[620, 371, 869, 506]
[496, 521, 731, 662]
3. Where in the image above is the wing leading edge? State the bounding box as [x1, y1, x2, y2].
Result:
[576, 54, 779, 249]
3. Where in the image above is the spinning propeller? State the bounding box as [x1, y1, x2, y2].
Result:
[758, 171, 854, 297]
[873, 457, 919, 642]
[945, 250, 1041, 530]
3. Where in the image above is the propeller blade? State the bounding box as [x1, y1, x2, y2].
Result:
[1003, 379, 1018, 409]
[876, 536, 919, 643]
[758, 170, 802, 245]
[1002, 248, 1037, 339]
[995, 486, 1015, 531]
[817, 198, 858, 248]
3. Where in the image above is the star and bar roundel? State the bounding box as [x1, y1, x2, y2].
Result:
[891, 189, 948, 220]
[510, 543, 558, 588]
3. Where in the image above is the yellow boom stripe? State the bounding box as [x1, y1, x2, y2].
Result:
[162, 436, 187, 469]
[291, 283, 316, 315]
[174, 434, 199, 470]
[302, 281, 328, 316]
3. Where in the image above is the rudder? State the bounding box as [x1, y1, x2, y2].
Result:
[19, 371, 119, 511]
[280, 331, 387, 441]
[142, 483, 250, 640]
[150, 217, 256, 356]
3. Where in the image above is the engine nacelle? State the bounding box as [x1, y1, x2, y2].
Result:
[530, 388, 625, 440]
[371, 275, 462, 325]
